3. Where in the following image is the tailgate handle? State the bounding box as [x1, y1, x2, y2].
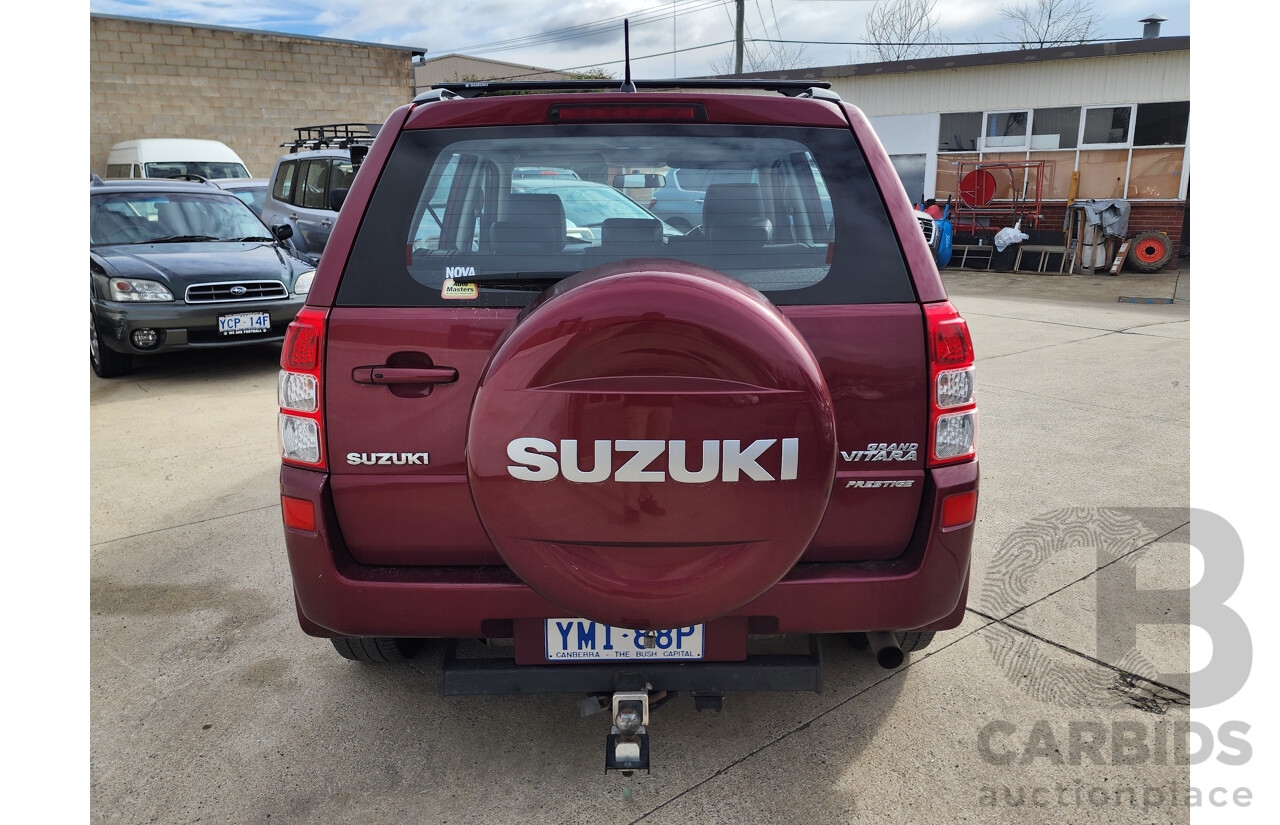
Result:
[352, 366, 458, 385]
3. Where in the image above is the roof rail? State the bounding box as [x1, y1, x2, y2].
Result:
[429, 79, 835, 99]
[281, 123, 381, 153]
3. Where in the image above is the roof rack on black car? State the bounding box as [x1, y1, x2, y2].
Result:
[422, 79, 837, 100]
[282, 123, 381, 153]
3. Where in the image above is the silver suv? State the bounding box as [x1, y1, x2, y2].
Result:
[259, 125, 376, 264]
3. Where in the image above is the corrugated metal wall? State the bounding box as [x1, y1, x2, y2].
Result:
[831, 51, 1190, 116]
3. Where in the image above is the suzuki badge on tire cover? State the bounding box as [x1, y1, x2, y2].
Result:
[466, 260, 837, 629]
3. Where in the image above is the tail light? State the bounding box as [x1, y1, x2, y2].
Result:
[278, 307, 328, 469]
[925, 301, 976, 466]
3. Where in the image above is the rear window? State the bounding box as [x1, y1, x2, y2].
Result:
[337, 124, 913, 307]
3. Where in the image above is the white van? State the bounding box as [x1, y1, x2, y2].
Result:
[104, 139, 251, 180]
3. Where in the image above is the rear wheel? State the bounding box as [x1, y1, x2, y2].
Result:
[90, 311, 132, 378]
[330, 636, 422, 663]
[1126, 231, 1173, 272]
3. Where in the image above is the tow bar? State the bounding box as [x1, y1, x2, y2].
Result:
[605, 690, 650, 775]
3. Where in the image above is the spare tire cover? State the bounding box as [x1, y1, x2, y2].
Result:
[467, 259, 836, 629]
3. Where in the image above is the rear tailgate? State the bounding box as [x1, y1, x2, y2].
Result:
[320, 92, 931, 567]
[323, 303, 925, 565]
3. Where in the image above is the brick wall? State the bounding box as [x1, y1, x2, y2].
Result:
[90, 16, 415, 178]
[1039, 201, 1186, 265]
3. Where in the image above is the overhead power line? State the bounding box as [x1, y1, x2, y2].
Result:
[448, 0, 724, 57]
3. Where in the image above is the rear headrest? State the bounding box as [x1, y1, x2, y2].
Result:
[602, 218, 662, 246]
[492, 193, 566, 254]
[702, 183, 771, 244]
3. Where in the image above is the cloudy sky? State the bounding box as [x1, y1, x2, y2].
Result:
[87, 0, 1190, 77]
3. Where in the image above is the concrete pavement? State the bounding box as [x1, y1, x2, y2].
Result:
[90, 268, 1192, 824]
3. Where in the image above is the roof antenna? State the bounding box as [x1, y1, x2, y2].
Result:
[620, 19, 636, 93]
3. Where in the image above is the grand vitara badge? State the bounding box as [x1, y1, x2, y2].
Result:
[841, 442, 918, 462]
[506, 438, 800, 482]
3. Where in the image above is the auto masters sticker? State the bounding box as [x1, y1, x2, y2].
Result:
[441, 278, 478, 300]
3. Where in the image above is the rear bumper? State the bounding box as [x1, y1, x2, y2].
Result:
[282, 460, 977, 640]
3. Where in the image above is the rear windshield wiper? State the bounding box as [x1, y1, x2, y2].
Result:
[450, 271, 579, 290]
[147, 234, 218, 243]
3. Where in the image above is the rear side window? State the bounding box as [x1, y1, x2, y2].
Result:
[300, 160, 330, 209]
[330, 160, 356, 193]
[337, 124, 913, 308]
[273, 161, 297, 202]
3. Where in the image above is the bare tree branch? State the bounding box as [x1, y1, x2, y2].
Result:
[710, 41, 812, 74]
[999, 0, 1102, 49]
[863, 0, 952, 61]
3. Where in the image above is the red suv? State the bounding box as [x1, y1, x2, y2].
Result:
[277, 79, 977, 771]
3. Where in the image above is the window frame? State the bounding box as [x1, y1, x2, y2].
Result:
[1078, 104, 1137, 150]
[935, 101, 1188, 202]
[981, 110, 1031, 151]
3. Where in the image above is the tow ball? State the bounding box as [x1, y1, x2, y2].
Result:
[605, 691, 650, 775]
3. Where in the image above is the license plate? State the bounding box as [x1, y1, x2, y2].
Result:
[544, 619, 704, 662]
[218, 312, 271, 335]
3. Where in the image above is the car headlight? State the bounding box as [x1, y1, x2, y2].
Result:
[109, 278, 174, 302]
[293, 269, 316, 296]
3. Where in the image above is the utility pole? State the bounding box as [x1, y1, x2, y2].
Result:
[734, 0, 745, 74]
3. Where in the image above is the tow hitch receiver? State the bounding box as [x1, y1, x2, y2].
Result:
[605, 691, 650, 775]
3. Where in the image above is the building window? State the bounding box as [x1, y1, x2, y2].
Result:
[1127, 147, 1184, 199]
[1082, 106, 1133, 146]
[983, 111, 1029, 149]
[1134, 101, 1190, 146]
[1031, 107, 1080, 150]
[938, 112, 982, 152]
[933, 102, 1187, 201]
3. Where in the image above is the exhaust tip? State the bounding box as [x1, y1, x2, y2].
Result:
[876, 646, 905, 669]
[865, 631, 905, 669]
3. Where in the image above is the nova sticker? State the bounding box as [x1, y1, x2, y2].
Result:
[346, 452, 430, 466]
[506, 438, 799, 483]
[845, 479, 915, 488]
[841, 442, 918, 462]
[441, 277, 478, 300]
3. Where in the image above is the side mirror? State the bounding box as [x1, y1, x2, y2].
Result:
[330, 188, 349, 211]
[611, 173, 666, 189]
[272, 224, 294, 241]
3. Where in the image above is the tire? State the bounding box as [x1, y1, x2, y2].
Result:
[90, 311, 132, 378]
[897, 631, 936, 653]
[330, 636, 421, 663]
[1125, 231, 1173, 273]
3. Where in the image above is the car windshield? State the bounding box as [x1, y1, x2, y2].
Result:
[90, 192, 273, 246]
[229, 187, 268, 216]
[145, 161, 250, 179]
